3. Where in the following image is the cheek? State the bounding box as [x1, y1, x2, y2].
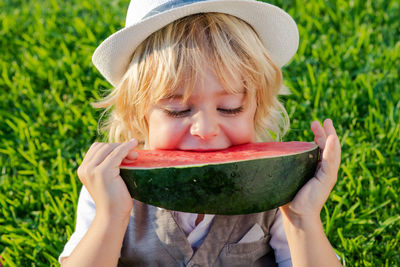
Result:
[147, 112, 187, 149]
[230, 119, 256, 144]
[227, 104, 257, 144]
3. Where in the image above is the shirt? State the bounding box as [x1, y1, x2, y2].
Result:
[59, 186, 292, 266]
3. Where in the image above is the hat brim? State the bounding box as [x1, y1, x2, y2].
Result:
[92, 0, 299, 87]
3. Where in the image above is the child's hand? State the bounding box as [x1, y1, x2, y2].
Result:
[77, 140, 138, 220]
[280, 119, 341, 225]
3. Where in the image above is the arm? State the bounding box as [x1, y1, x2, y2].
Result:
[280, 212, 340, 267]
[61, 140, 138, 267]
[280, 119, 342, 267]
[61, 211, 130, 266]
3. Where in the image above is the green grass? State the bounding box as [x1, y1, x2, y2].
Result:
[0, 0, 399, 266]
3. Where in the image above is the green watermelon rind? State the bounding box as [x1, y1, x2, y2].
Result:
[120, 144, 319, 215]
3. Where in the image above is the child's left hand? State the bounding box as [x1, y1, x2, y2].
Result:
[280, 118, 341, 223]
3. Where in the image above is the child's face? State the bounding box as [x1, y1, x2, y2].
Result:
[146, 69, 257, 150]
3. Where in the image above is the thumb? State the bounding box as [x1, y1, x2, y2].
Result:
[317, 134, 340, 188]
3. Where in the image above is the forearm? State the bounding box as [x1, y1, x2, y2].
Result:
[61, 212, 129, 267]
[281, 212, 341, 267]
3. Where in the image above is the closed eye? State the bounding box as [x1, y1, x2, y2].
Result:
[217, 106, 243, 115]
[164, 109, 191, 118]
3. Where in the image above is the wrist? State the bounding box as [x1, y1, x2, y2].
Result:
[96, 208, 131, 228]
[280, 209, 322, 232]
[95, 198, 133, 223]
[280, 208, 342, 267]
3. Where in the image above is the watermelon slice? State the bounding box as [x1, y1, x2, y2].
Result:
[120, 142, 319, 215]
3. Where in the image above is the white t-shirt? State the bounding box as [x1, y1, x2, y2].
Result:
[59, 186, 292, 266]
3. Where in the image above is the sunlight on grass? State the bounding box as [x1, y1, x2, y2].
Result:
[0, 0, 399, 266]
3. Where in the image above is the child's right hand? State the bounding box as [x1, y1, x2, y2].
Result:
[77, 140, 138, 220]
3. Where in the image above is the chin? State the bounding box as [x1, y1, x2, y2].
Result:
[178, 145, 230, 152]
[185, 148, 225, 152]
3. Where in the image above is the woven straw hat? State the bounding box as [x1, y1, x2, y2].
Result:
[92, 0, 299, 86]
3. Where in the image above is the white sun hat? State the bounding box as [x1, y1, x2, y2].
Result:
[92, 0, 299, 87]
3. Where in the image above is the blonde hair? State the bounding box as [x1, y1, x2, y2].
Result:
[93, 13, 290, 147]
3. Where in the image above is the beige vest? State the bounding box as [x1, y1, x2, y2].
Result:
[118, 200, 278, 267]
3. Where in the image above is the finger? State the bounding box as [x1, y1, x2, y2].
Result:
[324, 119, 341, 160]
[328, 134, 341, 168]
[77, 143, 120, 180]
[317, 135, 341, 185]
[323, 119, 338, 137]
[121, 159, 136, 165]
[121, 150, 139, 165]
[89, 143, 122, 167]
[80, 142, 103, 164]
[311, 120, 327, 150]
[125, 150, 139, 161]
[100, 139, 138, 169]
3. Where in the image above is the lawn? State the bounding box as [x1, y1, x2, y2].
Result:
[0, 0, 399, 266]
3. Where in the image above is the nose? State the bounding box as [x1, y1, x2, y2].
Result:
[190, 110, 219, 140]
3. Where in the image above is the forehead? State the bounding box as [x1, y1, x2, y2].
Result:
[168, 67, 245, 99]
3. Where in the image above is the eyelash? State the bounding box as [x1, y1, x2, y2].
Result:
[164, 109, 191, 118]
[218, 106, 244, 115]
[164, 106, 244, 118]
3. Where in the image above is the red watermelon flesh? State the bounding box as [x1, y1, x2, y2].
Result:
[121, 141, 317, 168]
